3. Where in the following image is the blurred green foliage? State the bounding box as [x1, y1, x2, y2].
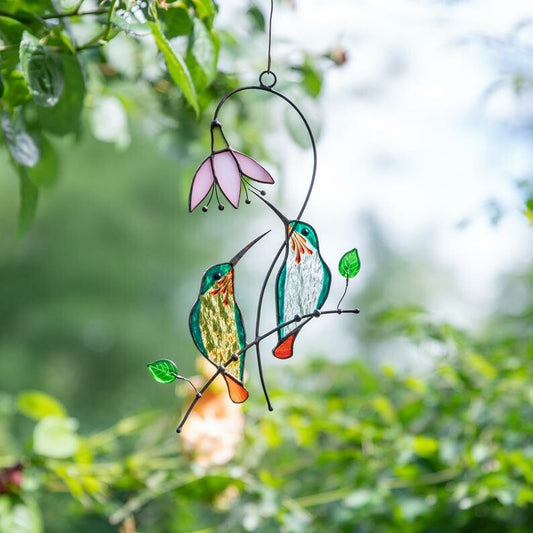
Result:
[0, 1, 531, 532]
[1, 303, 532, 531]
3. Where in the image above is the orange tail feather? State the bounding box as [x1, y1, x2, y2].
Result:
[273, 332, 297, 359]
[223, 374, 249, 403]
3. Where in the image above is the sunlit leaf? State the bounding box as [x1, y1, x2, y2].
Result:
[338, 248, 361, 278]
[191, 0, 216, 26]
[90, 96, 130, 148]
[0, 71, 32, 107]
[17, 390, 67, 420]
[148, 21, 199, 115]
[412, 435, 439, 457]
[33, 416, 79, 458]
[147, 359, 178, 384]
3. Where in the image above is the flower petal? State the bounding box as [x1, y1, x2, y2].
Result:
[190, 157, 215, 211]
[213, 150, 241, 208]
[233, 151, 274, 184]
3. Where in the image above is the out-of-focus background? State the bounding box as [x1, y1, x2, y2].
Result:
[0, 0, 532, 531]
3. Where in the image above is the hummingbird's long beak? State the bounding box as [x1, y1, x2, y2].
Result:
[251, 191, 290, 226]
[229, 230, 271, 266]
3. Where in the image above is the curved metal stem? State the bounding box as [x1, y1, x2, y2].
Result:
[174, 374, 200, 395]
[212, 78, 318, 411]
[336, 277, 349, 310]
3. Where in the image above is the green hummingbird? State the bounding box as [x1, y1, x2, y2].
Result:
[261, 198, 332, 359]
[188, 231, 269, 403]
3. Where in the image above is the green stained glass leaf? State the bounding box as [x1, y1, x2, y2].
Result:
[148, 21, 199, 116]
[338, 248, 361, 278]
[147, 359, 178, 384]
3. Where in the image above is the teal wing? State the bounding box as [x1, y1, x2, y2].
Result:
[233, 302, 246, 381]
[317, 256, 332, 309]
[189, 299, 208, 359]
[276, 262, 287, 339]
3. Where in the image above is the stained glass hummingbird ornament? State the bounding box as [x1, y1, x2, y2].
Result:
[188, 231, 270, 403]
[253, 194, 332, 358]
[148, 0, 364, 433]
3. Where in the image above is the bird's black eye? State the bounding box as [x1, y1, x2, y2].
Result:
[302, 228, 310, 236]
[213, 272, 222, 280]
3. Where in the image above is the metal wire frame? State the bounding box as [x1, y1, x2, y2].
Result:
[176, 307, 360, 433]
[211, 75, 318, 410]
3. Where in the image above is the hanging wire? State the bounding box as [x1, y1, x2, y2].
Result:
[267, 0, 274, 72]
[205, 0, 319, 411]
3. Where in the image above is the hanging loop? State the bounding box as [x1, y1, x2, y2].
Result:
[259, 70, 277, 89]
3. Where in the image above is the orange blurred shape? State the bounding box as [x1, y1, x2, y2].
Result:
[179, 358, 244, 467]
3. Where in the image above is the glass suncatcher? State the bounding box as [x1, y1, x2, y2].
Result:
[147, 0, 362, 433]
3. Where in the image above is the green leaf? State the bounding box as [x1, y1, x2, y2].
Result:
[294, 58, 323, 98]
[111, 9, 150, 36]
[36, 54, 85, 136]
[247, 4, 266, 32]
[27, 136, 59, 188]
[0, 497, 43, 533]
[17, 167, 39, 235]
[17, 390, 67, 420]
[147, 359, 178, 384]
[160, 5, 193, 38]
[191, 0, 216, 26]
[0, 15, 26, 44]
[148, 21, 199, 115]
[0, 71, 32, 107]
[33, 415, 79, 458]
[412, 435, 439, 457]
[19, 31, 64, 107]
[338, 248, 361, 278]
[1, 111, 39, 167]
[187, 18, 217, 88]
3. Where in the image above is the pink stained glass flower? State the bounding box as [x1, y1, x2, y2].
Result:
[189, 121, 275, 212]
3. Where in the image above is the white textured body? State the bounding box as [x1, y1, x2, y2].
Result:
[281, 245, 324, 337]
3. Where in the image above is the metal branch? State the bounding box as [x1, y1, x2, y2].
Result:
[175, 308, 360, 433]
